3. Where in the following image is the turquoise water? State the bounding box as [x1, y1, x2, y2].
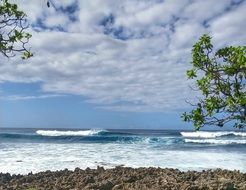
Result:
[0, 128, 245, 174]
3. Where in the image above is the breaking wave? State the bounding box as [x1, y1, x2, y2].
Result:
[180, 131, 246, 138]
[0, 130, 181, 145]
[1, 129, 245, 146]
[36, 129, 108, 136]
[185, 139, 246, 145]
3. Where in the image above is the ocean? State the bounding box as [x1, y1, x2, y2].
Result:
[0, 128, 245, 174]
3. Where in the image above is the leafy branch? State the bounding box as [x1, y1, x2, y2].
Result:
[0, 0, 33, 59]
[182, 34, 246, 130]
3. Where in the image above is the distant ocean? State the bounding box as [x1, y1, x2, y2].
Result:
[0, 128, 245, 174]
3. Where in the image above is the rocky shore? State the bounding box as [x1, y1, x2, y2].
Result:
[0, 167, 245, 190]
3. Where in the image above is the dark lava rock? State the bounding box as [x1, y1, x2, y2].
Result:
[0, 167, 245, 190]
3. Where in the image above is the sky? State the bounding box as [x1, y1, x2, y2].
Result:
[0, 0, 245, 129]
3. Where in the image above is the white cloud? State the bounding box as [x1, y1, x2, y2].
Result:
[182, 0, 231, 22]
[210, 1, 246, 47]
[116, 0, 189, 28]
[0, 0, 245, 112]
[45, 13, 70, 28]
[0, 94, 65, 101]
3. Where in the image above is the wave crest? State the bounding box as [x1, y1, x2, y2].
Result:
[185, 139, 246, 145]
[36, 129, 107, 136]
[180, 131, 246, 138]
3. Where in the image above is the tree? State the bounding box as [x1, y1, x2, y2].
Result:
[182, 34, 246, 130]
[0, 0, 33, 59]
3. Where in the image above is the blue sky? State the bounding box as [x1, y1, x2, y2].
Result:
[0, 0, 245, 129]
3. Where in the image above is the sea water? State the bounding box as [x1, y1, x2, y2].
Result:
[0, 128, 245, 174]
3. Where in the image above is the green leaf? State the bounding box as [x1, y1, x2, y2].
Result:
[183, 34, 246, 130]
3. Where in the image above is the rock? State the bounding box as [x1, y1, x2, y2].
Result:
[219, 182, 235, 190]
[0, 173, 12, 183]
[0, 168, 245, 190]
[97, 166, 105, 173]
[82, 175, 95, 185]
[74, 167, 81, 173]
[98, 180, 114, 190]
[112, 183, 123, 190]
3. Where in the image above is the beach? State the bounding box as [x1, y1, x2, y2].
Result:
[1, 167, 246, 190]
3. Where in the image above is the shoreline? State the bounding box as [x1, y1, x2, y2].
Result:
[1, 167, 245, 190]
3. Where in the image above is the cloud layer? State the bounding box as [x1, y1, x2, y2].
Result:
[0, 0, 245, 112]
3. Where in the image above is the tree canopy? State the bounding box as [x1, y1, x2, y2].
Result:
[0, 0, 33, 59]
[182, 34, 246, 130]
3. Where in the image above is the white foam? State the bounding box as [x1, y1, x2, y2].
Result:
[185, 139, 246, 144]
[234, 132, 246, 137]
[180, 131, 246, 138]
[36, 129, 106, 136]
[0, 142, 245, 174]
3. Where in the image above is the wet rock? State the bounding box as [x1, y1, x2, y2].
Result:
[0, 173, 12, 184]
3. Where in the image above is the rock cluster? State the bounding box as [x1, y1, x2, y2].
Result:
[0, 167, 245, 190]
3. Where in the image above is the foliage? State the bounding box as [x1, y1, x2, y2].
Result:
[182, 34, 246, 130]
[0, 0, 33, 59]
